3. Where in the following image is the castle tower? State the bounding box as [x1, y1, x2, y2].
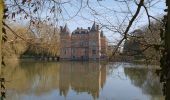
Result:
[100, 30, 107, 58]
[88, 22, 101, 60]
[60, 24, 71, 60]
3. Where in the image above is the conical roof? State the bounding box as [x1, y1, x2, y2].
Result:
[63, 24, 70, 32]
[91, 21, 97, 31]
[62, 24, 71, 34]
[100, 30, 104, 37]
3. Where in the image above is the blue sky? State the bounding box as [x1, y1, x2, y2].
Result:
[6, 0, 166, 44]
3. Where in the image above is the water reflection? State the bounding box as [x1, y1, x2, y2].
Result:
[124, 67, 163, 100]
[59, 62, 106, 99]
[3, 61, 164, 100]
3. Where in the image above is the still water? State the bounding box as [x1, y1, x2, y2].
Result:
[3, 61, 164, 100]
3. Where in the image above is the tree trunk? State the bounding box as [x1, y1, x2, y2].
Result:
[0, 0, 4, 71]
[165, 0, 170, 100]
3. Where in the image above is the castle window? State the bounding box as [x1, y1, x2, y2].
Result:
[92, 49, 96, 55]
[85, 48, 88, 55]
[86, 42, 89, 45]
[84, 41, 88, 46]
[82, 31, 85, 34]
[91, 41, 96, 46]
[80, 42, 83, 46]
[72, 48, 75, 54]
[64, 49, 66, 54]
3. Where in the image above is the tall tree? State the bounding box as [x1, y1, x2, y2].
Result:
[164, 0, 170, 99]
[0, 0, 4, 69]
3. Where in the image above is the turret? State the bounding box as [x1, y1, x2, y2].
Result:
[100, 30, 107, 57]
[90, 21, 99, 32]
[60, 24, 71, 35]
[60, 24, 71, 60]
[100, 30, 104, 37]
[88, 21, 101, 60]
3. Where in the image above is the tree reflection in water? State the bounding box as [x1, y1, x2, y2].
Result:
[124, 68, 162, 94]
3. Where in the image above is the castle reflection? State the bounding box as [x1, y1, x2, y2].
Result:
[59, 62, 106, 99]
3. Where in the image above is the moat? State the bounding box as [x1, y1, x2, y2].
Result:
[3, 61, 164, 100]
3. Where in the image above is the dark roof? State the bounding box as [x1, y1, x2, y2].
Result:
[61, 24, 71, 34]
[91, 21, 97, 31]
[72, 28, 89, 35]
[100, 30, 105, 37]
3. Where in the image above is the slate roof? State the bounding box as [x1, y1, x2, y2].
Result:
[100, 30, 105, 37]
[91, 21, 97, 31]
[62, 24, 71, 34]
[72, 28, 89, 35]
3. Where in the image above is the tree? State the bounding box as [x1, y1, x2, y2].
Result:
[23, 21, 60, 57]
[160, 1, 170, 99]
[123, 21, 162, 62]
[0, 0, 4, 68]
[123, 29, 145, 58]
[2, 23, 28, 61]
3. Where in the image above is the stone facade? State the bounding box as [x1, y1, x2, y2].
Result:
[60, 22, 107, 60]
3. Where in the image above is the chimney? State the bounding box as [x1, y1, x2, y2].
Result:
[88, 27, 91, 30]
[77, 27, 80, 30]
[96, 25, 99, 30]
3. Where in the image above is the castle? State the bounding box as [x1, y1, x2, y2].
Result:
[60, 22, 107, 60]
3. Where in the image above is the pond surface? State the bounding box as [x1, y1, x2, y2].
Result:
[3, 61, 164, 100]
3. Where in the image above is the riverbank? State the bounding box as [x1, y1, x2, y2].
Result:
[3, 54, 160, 67]
[108, 55, 160, 65]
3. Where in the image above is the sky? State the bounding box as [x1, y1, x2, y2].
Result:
[6, 0, 166, 44]
[57, 0, 166, 44]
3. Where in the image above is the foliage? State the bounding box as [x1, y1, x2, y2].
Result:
[2, 23, 30, 61]
[22, 21, 60, 57]
[123, 21, 162, 62]
[2, 21, 60, 61]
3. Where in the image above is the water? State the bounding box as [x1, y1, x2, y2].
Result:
[3, 61, 164, 100]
